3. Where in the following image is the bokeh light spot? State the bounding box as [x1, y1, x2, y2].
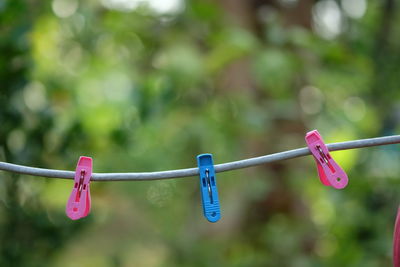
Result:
[343, 96, 366, 122]
[299, 85, 324, 115]
[341, 0, 367, 19]
[52, 0, 78, 18]
[312, 0, 343, 39]
[23, 81, 47, 111]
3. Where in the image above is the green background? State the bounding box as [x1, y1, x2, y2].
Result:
[1, 0, 400, 266]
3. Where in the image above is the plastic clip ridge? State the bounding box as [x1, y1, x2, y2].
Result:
[66, 156, 93, 220]
[305, 130, 348, 189]
[197, 153, 221, 223]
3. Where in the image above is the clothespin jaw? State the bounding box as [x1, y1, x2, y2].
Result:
[197, 153, 221, 223]
[66, 156, 93, 220]
[305, 130, 348, 189]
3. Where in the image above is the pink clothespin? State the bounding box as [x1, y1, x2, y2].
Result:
[393, 206, 400, 267]
[66, 156, 93, 220]
[305, 130, 348, 189]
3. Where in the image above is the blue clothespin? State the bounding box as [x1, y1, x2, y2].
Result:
[197, 153, 221, 223]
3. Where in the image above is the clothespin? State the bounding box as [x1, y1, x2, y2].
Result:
[66, 156, 93, 220]
[197, 153, 221, 222]
[393, 206, 400, 267]
[305, 130, 348, 189]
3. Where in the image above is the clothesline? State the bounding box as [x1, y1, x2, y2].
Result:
[0, 135, 399, 181]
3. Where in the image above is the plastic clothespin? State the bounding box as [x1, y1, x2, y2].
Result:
[305, 130, 348, 189]
[66, 156, 93, 220]
[393, 206, 400, 267]
[197, 153, 221, 223]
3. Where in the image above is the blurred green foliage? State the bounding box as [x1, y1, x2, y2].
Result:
[1, 0, 400, 266]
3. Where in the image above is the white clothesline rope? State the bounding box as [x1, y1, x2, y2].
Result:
[0, 135, 399, 181]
